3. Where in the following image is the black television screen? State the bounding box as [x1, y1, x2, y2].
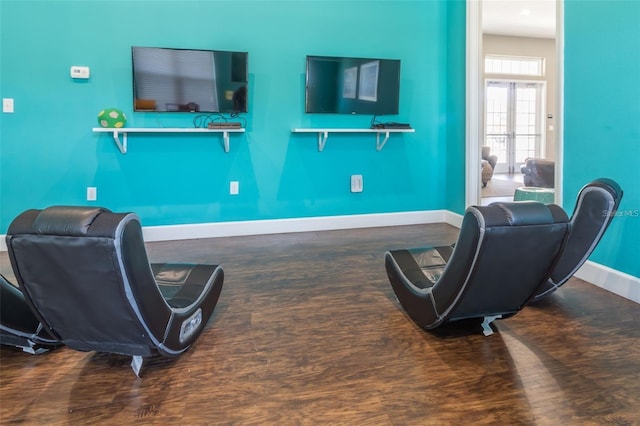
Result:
[132, 46, 248, 113]
[305, 55, 400, 115]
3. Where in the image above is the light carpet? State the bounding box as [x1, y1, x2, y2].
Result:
[482, 178, 522, 198]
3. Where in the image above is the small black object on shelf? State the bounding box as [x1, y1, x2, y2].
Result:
[371, 122, 411, 129]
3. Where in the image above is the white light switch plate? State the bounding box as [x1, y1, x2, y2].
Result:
[3, 98, 14, 113]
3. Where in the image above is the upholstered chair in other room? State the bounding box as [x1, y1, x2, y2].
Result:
[521, 158, 555, 188]
[481, 146, 498, 187]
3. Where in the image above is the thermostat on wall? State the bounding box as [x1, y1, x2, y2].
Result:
[70, 66, 90, 79]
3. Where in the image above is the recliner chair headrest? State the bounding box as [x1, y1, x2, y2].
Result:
[479, 202, 568, 227]
[32, 206, 109, 236]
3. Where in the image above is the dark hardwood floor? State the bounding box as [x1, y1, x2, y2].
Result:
[1, 224, 639, 425]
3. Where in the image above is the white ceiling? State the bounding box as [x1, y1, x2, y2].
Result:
[482, 0, 556, 39]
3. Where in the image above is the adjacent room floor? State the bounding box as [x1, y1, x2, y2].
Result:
[1, 223, 638, 425]
[481, 172, 525, 205]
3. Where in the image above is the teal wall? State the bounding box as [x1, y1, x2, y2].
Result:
[1, 0, 637, 279]
[0, 0, 467, 231]
[564, 0, 640, 278]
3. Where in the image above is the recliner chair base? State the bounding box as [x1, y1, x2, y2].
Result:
[481, 315, 502, 336]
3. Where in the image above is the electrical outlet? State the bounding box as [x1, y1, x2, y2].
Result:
[351, 175, 363, 193]
[87, 187, 97, 201]
[230, 181, 239, 195]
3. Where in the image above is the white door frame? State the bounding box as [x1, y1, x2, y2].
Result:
[465, 0, 483, 207]
[466, 0, 564, 207]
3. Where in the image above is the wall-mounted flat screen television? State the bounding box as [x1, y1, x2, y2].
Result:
[305, 55, 400, 115]
[132, 46, 248, 113]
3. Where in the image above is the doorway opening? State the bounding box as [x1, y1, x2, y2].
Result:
[467, 0, 563, 208]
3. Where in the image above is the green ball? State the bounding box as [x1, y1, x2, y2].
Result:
[97, 108, 127, 128]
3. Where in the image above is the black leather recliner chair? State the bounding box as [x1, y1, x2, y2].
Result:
[386, 202, 570, 335]
[1, 274, 60, 353]
[385, 178, 622, 335]
[6, 206, 224, 375]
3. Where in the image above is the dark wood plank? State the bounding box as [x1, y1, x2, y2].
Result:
[1, 224, 639, 425]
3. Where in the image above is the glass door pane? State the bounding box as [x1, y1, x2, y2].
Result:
[485, 82, 509, 173]
[514, 83, 541, 171]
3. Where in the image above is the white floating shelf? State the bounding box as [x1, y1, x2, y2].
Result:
[92, 127, 245, 154]
[291, 128, 414, 151]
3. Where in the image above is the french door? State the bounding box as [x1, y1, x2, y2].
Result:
[485, 81, 545, 173]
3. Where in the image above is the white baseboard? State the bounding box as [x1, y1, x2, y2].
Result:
[0, 210, 450, 251]
[0, 211, 447, 252]
[2, 210, 637, 304]
[575, 260, 640, 304]
[141, 210, 449, 242]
